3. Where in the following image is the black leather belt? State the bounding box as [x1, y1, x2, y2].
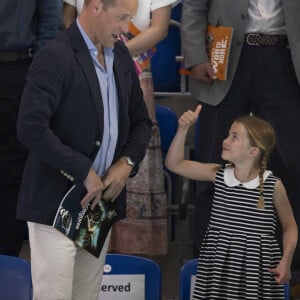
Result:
[0, 48, 32, 62]
[244, 33, 288, 47]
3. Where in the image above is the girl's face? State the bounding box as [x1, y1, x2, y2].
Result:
[221, 122, 253, 164]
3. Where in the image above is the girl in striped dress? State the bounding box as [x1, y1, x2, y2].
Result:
[165, 105, 298, 299]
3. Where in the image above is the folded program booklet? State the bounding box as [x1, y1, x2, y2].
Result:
[53, 184, 116, 258]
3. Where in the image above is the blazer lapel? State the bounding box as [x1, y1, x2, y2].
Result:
[76, 52, 103, 126]
[69, 22, 104, 130]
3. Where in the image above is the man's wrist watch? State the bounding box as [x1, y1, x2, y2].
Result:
[121, 156, 135, 167]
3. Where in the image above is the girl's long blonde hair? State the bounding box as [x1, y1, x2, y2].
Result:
[235, 115, 276, 209]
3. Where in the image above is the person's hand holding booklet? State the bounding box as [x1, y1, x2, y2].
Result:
[53, 184, 116, 258]
[180, 25, 233, 81]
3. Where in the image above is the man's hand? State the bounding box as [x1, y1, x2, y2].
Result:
[101, 158, 133, 202]
[191, 62, 216, 84]
[81, 168, 104, 210]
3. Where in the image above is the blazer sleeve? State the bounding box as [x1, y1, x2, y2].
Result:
[181, 0, 210, 68]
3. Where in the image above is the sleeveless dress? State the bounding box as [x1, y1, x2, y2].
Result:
[109, 71, 168, 255]
[192, 167, 284, 300]
[108, 0, 176, 255]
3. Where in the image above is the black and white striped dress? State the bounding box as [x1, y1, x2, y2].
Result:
[192, 167, 284, 300]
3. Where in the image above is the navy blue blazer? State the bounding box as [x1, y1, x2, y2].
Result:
[16, 22, 151, 225]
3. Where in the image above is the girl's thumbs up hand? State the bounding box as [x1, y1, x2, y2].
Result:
[178, 105, 202, 129]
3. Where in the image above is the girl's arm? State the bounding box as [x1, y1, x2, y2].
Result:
[165, 105, 220, 182]
[126, 5, 172, 57]
[269, 180, 298, 284]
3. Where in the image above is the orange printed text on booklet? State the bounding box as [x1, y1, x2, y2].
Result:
[180, 25, 233, 81]
[119, 21, 156, 76]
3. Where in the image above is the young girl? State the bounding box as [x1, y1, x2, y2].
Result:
[166, 105, 298, 299]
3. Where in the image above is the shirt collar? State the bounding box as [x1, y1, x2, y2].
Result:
[76, 18, 97, 51]
[76, 19, 114, 72]
[76, 18, 114, 53]
[224, 167, 272, 189]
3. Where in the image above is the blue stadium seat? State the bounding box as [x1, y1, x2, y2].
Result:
[179, 258, 197, 300]
[155, 104, 178, 158]
[0, 254, 32, 300]
[152, 4, 182, 93]
[100, 254, 161, 300]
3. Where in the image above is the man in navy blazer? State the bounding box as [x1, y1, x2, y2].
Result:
[16, 0, 151, 298]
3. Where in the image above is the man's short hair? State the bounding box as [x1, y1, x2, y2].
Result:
[84, 0, 116, 8]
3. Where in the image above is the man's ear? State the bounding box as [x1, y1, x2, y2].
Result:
[95, 0, 103, 12]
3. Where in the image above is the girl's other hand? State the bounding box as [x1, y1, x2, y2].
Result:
[268, 261, 291, 284]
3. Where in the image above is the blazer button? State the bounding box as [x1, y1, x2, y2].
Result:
[95, 140, 101, 146]
[241, 13, 246, 20]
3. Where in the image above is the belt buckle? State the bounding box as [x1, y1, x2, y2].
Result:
[246, 33, 260, 46]
[27, 48, 33, 58]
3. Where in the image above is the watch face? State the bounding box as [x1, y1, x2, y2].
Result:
[127, 157, 134, 166]
[123, 156, 134, 166]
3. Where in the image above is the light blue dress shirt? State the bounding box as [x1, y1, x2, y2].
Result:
[77, 20, 119, 177]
